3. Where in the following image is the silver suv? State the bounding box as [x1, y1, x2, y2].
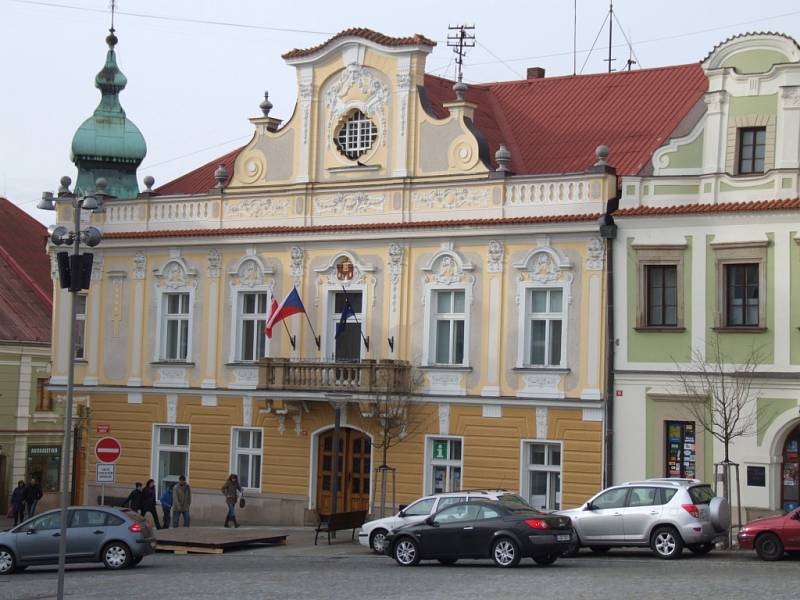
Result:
[557, 478, 730, 559]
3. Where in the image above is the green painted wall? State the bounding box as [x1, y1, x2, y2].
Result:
[791, 233, 800, 365]
[705, 234, 775, 363]
[720, 180, 774, 192]
[0, 361, 21, 427]
[721, 49, 791, 74]
[654, 184, 701, 196]
[757, 398, 797, 446]
[663, 132, 704, 169]
[728, 94, 778, 118]
[627, 237, 692, 363]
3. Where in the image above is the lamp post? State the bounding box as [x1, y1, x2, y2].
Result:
[38, 175, 103, 600]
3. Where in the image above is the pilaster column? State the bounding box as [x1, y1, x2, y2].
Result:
[83, 254, 103, 385]
[482, 241, 504, 397]
[203, 249, 221, 388]
[128, 252, 146, 386]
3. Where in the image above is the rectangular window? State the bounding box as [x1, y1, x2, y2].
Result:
[239, 292, 269, 361]
[163, 293, 190, 360]
[427, 437, 463, 494]
[74, 293, 87, 359]
[664, 421, 696, 479]
[526, 289, 563, 366]
[154, 425, 189, 497]
[232, 428, 263, 490]
[646, 265, 678, 327]
[26, 446, 61, 492]
[725, 263, 759, 327]
[432, 290, 465, 365]
[36, 377, 52, 411]
[738, 127, 766, 174]
[524, 442, 562, 510]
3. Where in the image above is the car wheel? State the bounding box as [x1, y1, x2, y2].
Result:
[755, 533, 784, 561]
[102, 542, 132, 570]
[437, 558, 458, 565]
[688, 542, 714, 555]
[532, 554, 558, 566]
[589, 546, 610, 555]
[393, 537, 421, 567]
[370, 529, 388, 554]
[491, 537, 520, 568]
[0, 547, 16, 575]
[650, 526, 684, 560]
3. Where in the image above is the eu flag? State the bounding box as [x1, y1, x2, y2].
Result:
[335, 298, 356, 339]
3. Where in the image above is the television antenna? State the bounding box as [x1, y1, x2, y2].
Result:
[447, 24, 475, 85]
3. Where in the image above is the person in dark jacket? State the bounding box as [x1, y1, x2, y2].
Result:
[160, 483, 173, 530]
[10, 481, 27, 525]
[140, 479, 162, 529]
[24, 477, 43, 518]
[125, 482, 143, 511]
[221, 474, 242, 528]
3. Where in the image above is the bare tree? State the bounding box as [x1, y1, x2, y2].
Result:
[362, 365, 423, 517]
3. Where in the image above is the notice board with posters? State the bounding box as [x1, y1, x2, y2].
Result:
[664, 421, 696, 479]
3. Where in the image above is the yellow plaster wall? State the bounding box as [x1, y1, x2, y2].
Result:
[548, 407, 603, 507]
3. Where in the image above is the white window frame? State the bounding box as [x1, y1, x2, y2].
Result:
[236, 291, 271, 362]
[151, 423, 191, 496]
[429, 289, 467, 366]
[226, 253, 275, 364]
[230, 427, 264, 491]
[422, 284, 472, 367]
[152, 256, 197, 363]
[74, 293, 87, 359]
[423, 435, 464, 495]
[521, 286, 566, 368]
[324, 288, 366, 361]
[335, 109, 378, 160]
[161, 292, 191, 361]
[519, 439, 563, 511]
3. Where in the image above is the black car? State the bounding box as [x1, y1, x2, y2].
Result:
[384, 499, 574, 568]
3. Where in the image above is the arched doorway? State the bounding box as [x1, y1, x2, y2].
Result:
[782, 423, 800, 513]
[316, 428, 371, 514]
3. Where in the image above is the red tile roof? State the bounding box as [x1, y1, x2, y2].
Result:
[156, 63, 707, 195]
[282, 28, 436, 60]
[616, 197, 800, 216]
[155, 146, 241, 196]
[0, 198, 52, 343]
[424, 63, 708, 176]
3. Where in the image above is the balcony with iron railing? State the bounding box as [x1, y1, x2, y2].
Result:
[258, 358, 412, 395]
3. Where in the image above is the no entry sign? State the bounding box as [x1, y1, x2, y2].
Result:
[95, 437, 122, 464]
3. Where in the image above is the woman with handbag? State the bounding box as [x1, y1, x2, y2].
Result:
[221, 474, 243, 528]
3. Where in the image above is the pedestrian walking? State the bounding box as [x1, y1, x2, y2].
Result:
[124, 482, 143, 511]
[10, 481, 27, 526]
[172, 475, 191, 528]
[24, 477, 43, 518]
[160, 482, 173, 530]
[221, 474, 242, 528]
[140, 479, 162, 529]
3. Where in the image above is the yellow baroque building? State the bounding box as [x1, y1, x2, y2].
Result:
[47, 27, 695, 524]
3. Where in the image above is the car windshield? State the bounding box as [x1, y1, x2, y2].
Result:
[688, 485, 715, 505]
[497, 494, 530, 507]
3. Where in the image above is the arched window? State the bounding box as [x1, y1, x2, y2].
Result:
[782, 424, 800, 512]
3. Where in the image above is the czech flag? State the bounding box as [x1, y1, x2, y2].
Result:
[264, 297, 279, 338]
[265, 287, 306, 338]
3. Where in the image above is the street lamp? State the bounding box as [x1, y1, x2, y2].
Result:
[38, 175, 103, 600]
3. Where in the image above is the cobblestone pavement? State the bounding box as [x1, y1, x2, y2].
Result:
[0, 527, 795, 600]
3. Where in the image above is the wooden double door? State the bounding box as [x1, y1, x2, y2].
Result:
[316, 428, 371, 515]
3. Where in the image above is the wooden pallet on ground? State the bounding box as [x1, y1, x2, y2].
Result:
[155, 527, 289, 554]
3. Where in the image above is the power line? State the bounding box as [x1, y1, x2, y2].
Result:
[9, 0, 335, 35]
[141, 135, 250, 171]
[476, 40, 523, 80]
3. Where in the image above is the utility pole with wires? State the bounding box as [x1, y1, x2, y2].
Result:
[604, 1, 615, 73]
[447, 24, 475, 86]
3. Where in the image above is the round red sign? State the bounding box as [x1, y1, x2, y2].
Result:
[95, 437, 122, 464]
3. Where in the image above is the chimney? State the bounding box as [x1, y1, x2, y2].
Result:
[526, 67, 545, 80]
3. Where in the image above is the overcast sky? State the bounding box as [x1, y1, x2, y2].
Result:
[1, 0, 799, 225]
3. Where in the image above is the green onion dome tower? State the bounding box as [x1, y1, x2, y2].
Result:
[71, 28, 146, 199]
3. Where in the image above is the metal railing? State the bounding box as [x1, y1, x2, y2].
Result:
[259, 358, 411, 393]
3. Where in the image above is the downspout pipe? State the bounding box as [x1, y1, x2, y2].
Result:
[600, 212, 617, 488]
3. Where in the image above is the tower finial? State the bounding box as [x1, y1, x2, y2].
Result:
[110, 0, 116, 31]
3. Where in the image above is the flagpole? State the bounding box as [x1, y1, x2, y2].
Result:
[303, 312, 321, 351]
[282, 319, 296, 351]
[340, 285, 370, 352]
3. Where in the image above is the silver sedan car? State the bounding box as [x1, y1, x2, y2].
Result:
[0, 506, 156, 574]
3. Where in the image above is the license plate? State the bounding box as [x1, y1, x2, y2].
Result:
[557, 534, 571, 542]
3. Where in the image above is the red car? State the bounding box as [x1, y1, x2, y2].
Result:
[737, 507, 800, 560]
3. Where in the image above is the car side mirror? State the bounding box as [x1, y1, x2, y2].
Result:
[397, 510, 406, 518]
[425, 516, 437, 527]
[399, 504, 408, 512]
[584, 502, 593, 511]
[25, 528, 37, 535]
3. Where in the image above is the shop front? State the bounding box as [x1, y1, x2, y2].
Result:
[782, 423, 800, 513]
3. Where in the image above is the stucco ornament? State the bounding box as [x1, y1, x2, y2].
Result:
[290, 246, 304, 288]
[133, 252, 146, 279]
[487, 240, 504, 273]
[422, 249, 475, 290]
[586, 237, 604, 271]
[513, 245, 574, 305]
[224, 197, 289, 218]
[207, 249, 221, 278]
[325, 65, 389, 148]
[154, 255, 197, 290]
[412, 188, 489, 210]
[389, 242, 404, 313]
[91, 253, 104, 282]
[314, 192, 384, 216]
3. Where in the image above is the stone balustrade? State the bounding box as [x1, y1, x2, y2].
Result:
[259, 358, 412, 394]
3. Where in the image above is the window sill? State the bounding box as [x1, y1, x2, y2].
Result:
[512, 367, 570, 374]
[327, 164, 381, 174]
[712, 327, 767, 334]
[73, 359, 88, 364]
[420, 365, 473, 372]
[225, 362, 260, 367]
[634, 326, 686, 333]
[151, 361, 196, 366]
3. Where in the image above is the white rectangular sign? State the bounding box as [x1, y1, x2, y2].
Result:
[96, 463, 116, 484]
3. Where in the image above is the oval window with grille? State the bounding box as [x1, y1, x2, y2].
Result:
[335, 110, 378, 161]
